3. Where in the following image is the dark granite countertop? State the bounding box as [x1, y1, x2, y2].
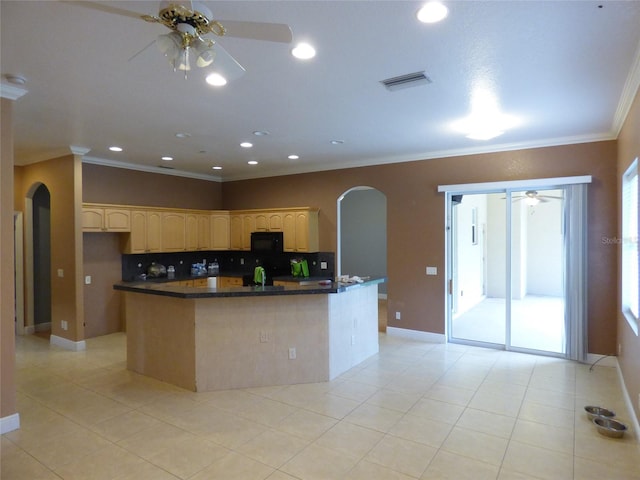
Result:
[114, 276, 385, 298]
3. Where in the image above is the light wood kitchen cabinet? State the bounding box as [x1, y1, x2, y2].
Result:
[82, 206, 130, 232]
[229, 213, 255, 250]
[282, 209, 319, 252]
[125, 210, 162, 253]
[186, 212, 211, 251]
[218, 276, 243, 287]
[254, 212, 283, 232]
[239, 214, 256, 250]
[294, 210, 319, 252]
[185, 213, 198, 251]
[192, 278, 209, 287]
[161, 212, 186, 252]
[229, 215, 243, 250]
[211, 213, 230, 250]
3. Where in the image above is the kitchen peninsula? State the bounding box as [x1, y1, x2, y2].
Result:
[115, 277, 384, 392]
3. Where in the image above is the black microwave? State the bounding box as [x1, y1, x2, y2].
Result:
[251, 231, 284, 253]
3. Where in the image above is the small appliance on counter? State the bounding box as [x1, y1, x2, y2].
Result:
[208, 259, 219, 276]
[147, 262, 167, 278]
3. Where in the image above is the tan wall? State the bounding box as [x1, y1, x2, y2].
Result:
[222, 141, 619, 355]
[15, 155, 84, 342]
[617, 88, 640, 420]
[82, 163, 222, 209]
[1, 98, 17, 419]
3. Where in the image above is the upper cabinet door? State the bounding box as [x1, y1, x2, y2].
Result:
[161, 212, 186, 252]
[104, 209, 131, 231]
[82, 208, 104, 231]
[196, 214, 211, 250]
[211, 214, 230, 250]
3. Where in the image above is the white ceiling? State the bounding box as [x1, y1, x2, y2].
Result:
[2, 1, 640, 182]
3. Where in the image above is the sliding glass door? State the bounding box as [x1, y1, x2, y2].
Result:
[508, 189, 565, 354]
[449, 192, 506, 346]
[447, 186, 573, 357]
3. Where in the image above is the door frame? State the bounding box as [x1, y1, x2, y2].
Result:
[439, 175, 591, 355]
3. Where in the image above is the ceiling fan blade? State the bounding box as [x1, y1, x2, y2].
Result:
[216, 20, 293, 43]
[210, 43, 246, 82]
[540, 195, 564, 200]
[59, 1, 145, 20]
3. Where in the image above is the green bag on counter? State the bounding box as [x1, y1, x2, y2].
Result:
[291, 259, 309, 277]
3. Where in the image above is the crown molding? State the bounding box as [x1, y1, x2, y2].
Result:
[69, 145, 91, 156]
[612, 38, 640, 136]
[82, 156, 222, 182]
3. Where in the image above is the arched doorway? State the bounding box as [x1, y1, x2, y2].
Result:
[337, 186, 387, 329]
[24, 182, 52, 337]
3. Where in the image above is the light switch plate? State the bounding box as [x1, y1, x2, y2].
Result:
[85, 276, 92, 285]
[57, 269, 64, 278]
[320, 261, 328, 270]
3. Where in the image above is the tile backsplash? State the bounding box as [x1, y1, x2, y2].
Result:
[122, 250, 335, 281]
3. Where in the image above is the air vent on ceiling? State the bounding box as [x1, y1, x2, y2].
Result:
[380, 71, 432, 91]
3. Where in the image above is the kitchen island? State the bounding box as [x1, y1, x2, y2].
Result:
[114, 277, 384, 391]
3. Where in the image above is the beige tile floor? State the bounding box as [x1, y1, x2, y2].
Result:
[2, 332, 640, 479]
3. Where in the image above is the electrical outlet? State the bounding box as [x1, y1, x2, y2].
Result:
[395, 311, 401, 320]
[260, 331, 269, 343]
[288, 347, 296, 360]
[84, 275, 92, 285]
[618, 344, 622, 355]
[57, 269, 64, 278]
[426, 266, 438, 275]
[61, 320, 68, 331]
[321, 261, 328, 270]
[240, 258, 244, 265]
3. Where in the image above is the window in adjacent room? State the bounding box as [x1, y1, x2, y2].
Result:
[622, 157, 639, 335]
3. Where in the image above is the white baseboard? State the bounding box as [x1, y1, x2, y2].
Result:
[585, 353, 618, 368]
[386, 326, 446, 343]
[50, 334, 86, 351]
[0, 413, 20, 434]
[23, 325, 35, 335]
[616, 360, 640, 436]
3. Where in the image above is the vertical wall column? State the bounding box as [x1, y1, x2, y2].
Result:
[1, 83, 27, 434]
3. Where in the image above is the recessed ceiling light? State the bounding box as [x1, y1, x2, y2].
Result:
[212, 166, 222, 170]
[417, 2, 449, 23]
[253, 131, 269, 136]
[240, 142, 253, 148]
[205, 73, 227, 87]
[291, 42, 316, 60]
[248, 160, 259, 165]
[330, 140, 345, 145]
[161, 156, 173, 161]
[175, 132, 191, 139]
[109, 146, 123, 152]
[288, 154, 300, 160]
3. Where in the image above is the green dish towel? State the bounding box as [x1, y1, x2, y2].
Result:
[254, 266, 265, 284]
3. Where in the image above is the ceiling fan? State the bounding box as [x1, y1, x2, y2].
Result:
[512, 190, 563, 205]
[63, 1, 293, 82]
